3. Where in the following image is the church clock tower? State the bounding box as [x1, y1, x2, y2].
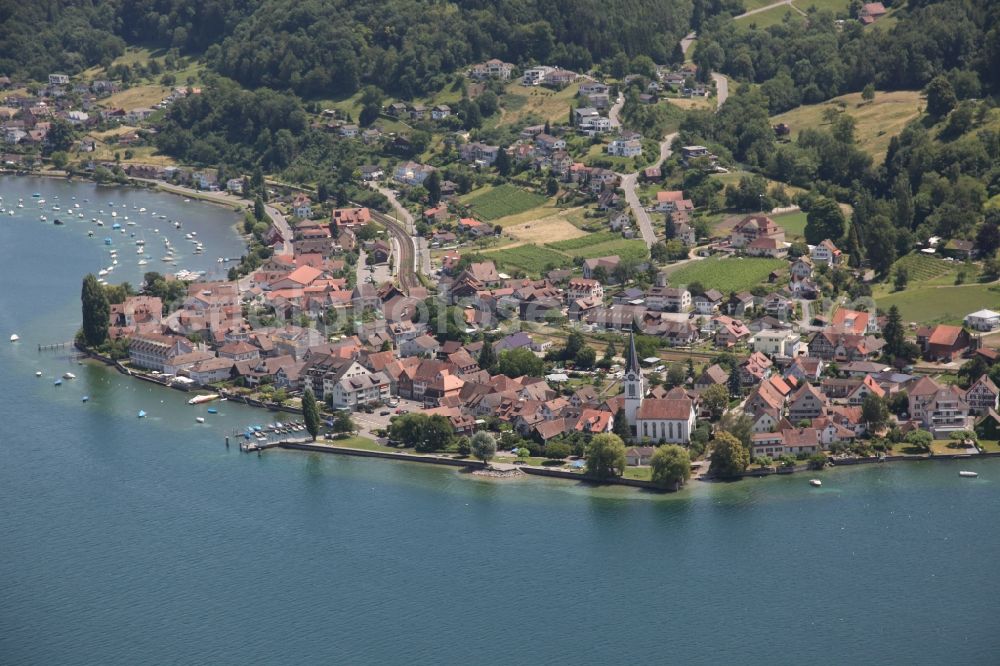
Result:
[623, 330, 644, 431]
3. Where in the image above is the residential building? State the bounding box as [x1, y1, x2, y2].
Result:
[965, 309, 1000, 332]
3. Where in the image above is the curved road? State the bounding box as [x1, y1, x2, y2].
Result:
[617, 36, 729, 248]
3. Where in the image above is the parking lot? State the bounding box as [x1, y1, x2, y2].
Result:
[346, 398, 425, 438]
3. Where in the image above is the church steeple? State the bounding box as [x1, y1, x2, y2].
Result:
[626, 329, 641, 374]
[623, 329, 644, 433]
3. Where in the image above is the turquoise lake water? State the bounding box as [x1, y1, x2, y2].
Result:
[1, 176, 999, 664]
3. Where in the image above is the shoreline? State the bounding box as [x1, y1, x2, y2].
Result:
[22, 170, 997, 493]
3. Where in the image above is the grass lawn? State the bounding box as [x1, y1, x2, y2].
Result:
[547, 231, 620, 251]
[484, 244, 574, 274]
[463, 184, 548, 221]
[665, 96, 715, 111]
[977, 440, 1000, 453]
[622, 467, 653, 481]
[321, 434, 401, 452]
[878, 283, 1000, 325]
[772, 211, 807, 240]
[565, 238, 649, 262]
[794, 0, 850, 14]
[493, 82, 581, 128]
[737, 5, 803, 28]
[101, 84, 172, 110]
[667, 256, 788, 293]
[771, 90, 924, 163]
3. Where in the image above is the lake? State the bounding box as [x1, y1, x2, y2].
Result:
[1, 176, 998, 665]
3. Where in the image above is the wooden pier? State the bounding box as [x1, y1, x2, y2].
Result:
[38, 341, 72, 351]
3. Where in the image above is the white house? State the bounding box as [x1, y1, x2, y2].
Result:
[608, 136, 642, 157]
[751, 329, 801, 358]
[965, 309, 1000, 332]
[522, 66, 554, 86]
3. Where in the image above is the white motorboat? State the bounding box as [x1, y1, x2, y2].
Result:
[63, 372, 76, 380]
[809, 479, 822, 487]
[195, 417, 205, 424]
[959, 471, 978, 478]
[10, 333, 19, 342]
[35, 371, 42, 377]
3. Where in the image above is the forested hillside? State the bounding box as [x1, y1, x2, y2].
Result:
[695, 0, 999, 112]
[2, 0, 702, 97]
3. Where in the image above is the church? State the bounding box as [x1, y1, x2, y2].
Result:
[622, 331, 697, 444]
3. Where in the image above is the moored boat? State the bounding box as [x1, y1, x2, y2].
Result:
[10, 333, 19, 342]
[959, 471, 978, 478]
[810, 479, 822, 487]
[188, 393, 220, 405]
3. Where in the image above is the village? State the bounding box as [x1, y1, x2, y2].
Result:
[6, 21, 1000, 484]
[93, 187, 1000, 482]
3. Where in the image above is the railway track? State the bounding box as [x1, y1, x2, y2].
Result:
[370, 210, 420, 294]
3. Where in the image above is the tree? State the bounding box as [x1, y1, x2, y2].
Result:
[81, 274, 109, 347]
[976, 222, 1000, 257]
[613, 407, 633, 441]
[727, 367, 743, 398]
[546, 177, 559, 196]
[575, 347, 597, 369]
[804, 197, 846, 244]
[861, 83, 875, 102]
[425, 171, 441, 205]
[497, 348, 544, 377]
[666, 363, 687, 388]
[861, 393, 890, 432]
[709, 431, 749, 478]
[389, 413, 454, 451]
[470, 431, 497, 463]
[494, 147, 510, 176]
[701, 384, 729, 421]
[650, 445, 691, 489]
[603, 340, 616, 361]
[478, 340, 497, 371]
[904, 430, 932, 453]
[925, 76, 957, 120]
[253, 196, 266, 221]
[585, 433, 627, 480]
[545, 441, 571, 459]
[50, 151, 69, 170]
[302, 386, 320, 440]
[883, 305, 905, 359]
[893, 266, 909, 291]
[332, 409, 354, 433]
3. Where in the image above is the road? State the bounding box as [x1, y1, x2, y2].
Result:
[733, 0, 806, 19]
[609, 92, 624, 128]
[136, 178, 294, 245]
[616, 34, 729, 248]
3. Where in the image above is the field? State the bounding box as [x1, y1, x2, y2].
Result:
[665, 96, 715, 111]
[493, 82, 581, 128]
[101, 85, 172, 110]
[878, 284, 1000, 325]
[484, 245, 574, 274]
[462, 184, 549, 221]
[547, 231, 620, 251]
[772, 211, 807, 240]
[736, 5, 802, 28]
[795, 0, 850, 13]
[890, 254, 957, 283]
[666, 256, 788, 293]
[771, 90, 924, 162]
[506, 216, 587, 245]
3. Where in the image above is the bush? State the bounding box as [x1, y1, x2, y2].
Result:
[545, 442, 572, 459]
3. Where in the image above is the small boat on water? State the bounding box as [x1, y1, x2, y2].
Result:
[138, 259, 148, 266]
[81, 396, 89, 402]
[195, 416, 205, 424]
[206, 407, 218, 414]
[10, 333, 19, 342]
[809, 479, 822, 487]
[35, 371, 42, 377]
[137, 410, 147, 418]
[188, 393, 220, 405]
[54, 379, 62, 386]
[63, 372, 76, 379]
[959, 471, 978, 478]
[53, 218, 63, 225]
